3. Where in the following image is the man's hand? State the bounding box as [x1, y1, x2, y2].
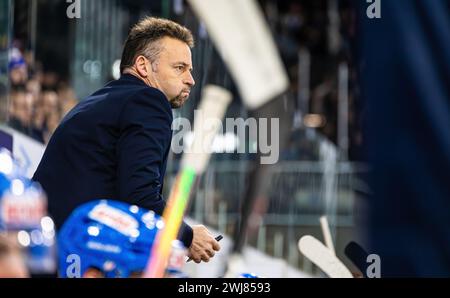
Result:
[187, 225, 221, 263]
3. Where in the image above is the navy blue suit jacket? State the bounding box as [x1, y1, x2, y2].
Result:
[33, 74, 193, 247]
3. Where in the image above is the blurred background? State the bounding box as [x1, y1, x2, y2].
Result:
[0, 0, 368, 277]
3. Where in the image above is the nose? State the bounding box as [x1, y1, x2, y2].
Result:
[184, 72, 195, 87]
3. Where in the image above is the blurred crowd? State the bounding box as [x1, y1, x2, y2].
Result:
[7, 44, 78, 144]
[261, 0, 363, 160]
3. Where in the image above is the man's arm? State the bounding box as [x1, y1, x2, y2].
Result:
[116, 87, 193, 247]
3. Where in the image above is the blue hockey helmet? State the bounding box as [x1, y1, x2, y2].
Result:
[0, 149, 56, 274]
[239, 273, 259, 278]
[0, 149, 14, 197]
[0, 148, 49, 232]
[58, 200, 164, 278]
[0, 172, 10, 199]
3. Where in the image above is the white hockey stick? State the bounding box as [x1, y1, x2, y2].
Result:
[187, 0, 288, 110]
[298, 235, 353, 278]
[181, 85, 232, 173]
[319, 216, 336, 255]
[144, 85, 231, 277]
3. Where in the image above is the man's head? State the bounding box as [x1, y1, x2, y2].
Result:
[9, 86, 33, 126]
[120, 17, 195, 109]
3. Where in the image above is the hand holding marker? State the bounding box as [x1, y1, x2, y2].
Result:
[186, 235, 223, 263]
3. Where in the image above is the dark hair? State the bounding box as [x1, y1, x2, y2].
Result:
[120, 17, 194, 73]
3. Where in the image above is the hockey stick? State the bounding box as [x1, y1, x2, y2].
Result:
[298, 235, 353, 278]
[319, 216, 336, 255]
[187, 0, 289, 109]
[187, 0, 291, 277]
[344, 241, 369, 278]
[144, 85, 232, 278]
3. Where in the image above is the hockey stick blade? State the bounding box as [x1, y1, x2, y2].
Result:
[299, 235, 353, 278]
[344, 241, 369, 278]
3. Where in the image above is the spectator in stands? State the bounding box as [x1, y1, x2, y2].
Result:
[8, 47, 28, 86]
[8, 85, 34, 135]
[57, 83, 78, 117]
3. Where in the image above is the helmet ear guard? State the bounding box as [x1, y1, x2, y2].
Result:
[57, 200, 164, 278]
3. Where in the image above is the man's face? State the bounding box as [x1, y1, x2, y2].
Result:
[9, 66, 28, 85]
[11, 92, 33, 124]
[150, 37, 195, 109]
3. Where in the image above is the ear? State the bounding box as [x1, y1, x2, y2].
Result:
[134, 55, 151, 78]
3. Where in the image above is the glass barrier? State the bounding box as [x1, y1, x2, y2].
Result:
[0, 0, 12, 123]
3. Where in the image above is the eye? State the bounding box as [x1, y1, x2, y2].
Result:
[175, 65, 184, 71]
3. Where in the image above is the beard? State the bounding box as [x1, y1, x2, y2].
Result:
[169, 91, 189, 109]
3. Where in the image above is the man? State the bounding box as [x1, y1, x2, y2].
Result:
[8, 85, 34, 136]
[33, 17, 220, 264]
